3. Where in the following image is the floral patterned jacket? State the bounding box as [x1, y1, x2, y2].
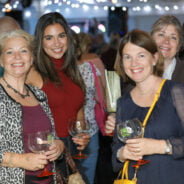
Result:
[0, 84, 57, 184]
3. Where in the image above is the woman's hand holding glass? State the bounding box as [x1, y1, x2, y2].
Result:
[117, 119, 150, 175]
[20, 139, 64, 172]
[105, 114, 116, 135]
[10, 152, 47, 172]
[28, 131, 56, 177]
[117, 119, 143, 160]
[45, 139, 65, 162]
[69, 119, 90, 159]
[124, 138, 166, 160]
[72, 133, 90, 151]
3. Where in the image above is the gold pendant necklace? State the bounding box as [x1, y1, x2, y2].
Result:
[3, 77, 30, 99]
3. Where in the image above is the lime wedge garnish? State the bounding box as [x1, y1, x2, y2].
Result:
[120, 128, 130, 137]
[47, 134, 53, 144]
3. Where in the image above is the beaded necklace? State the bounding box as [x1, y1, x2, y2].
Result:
[3, 77, 30, 99]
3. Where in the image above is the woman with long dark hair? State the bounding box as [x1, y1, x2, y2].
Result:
[27, 12, 89, 181]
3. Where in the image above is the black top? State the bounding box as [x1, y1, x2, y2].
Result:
[112, 80, 184, 184]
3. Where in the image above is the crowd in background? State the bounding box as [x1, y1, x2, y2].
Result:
[0, 11, 184, 184]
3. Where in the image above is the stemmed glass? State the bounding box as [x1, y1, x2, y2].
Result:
[68, 119, 90, 159]
[105, 70, 121, 114]
[105, 70, 121, 136]
[28, 130, 55, 177]
[117, 118, 143, 142]
[117, 118, 150, 179]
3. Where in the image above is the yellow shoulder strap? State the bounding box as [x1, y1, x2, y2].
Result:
[142, 79, 166, 128]
[120, 79, 166, 180]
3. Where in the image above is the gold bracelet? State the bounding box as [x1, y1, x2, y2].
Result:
[8, 152, 14, 168]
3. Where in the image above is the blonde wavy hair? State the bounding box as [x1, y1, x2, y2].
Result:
[0, 29, 34, 56]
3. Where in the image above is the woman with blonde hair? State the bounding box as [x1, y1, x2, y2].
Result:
[0, 29, 64, 184]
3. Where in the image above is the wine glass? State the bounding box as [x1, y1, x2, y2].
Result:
[105, 70, 121, 136]
[117, 118, 149, 179]
[116, 118, 143, 142]
[68, 119, 90, 159]
[105, 70, 121, 114]
[28, 130, 55, 177]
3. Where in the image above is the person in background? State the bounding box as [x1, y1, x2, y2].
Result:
[26, 12, 89, 181]
[77, 32, 106, 97]
[90, 32, 121, 184]
[112, 29, 184, 184]
[92, 33, 109, 56]
[72, 31, 100, 184]
[0, 16, 21, 33]
[178, 22, 184, 60]
[0, 29, 64, 184]
[151, 15, 184, 83]
[0, 16, 21, 77]
[101, 32, 120, 71]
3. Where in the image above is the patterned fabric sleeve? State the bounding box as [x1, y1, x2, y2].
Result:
[78, 62, 99, 136]
[170, 84, 184, 159]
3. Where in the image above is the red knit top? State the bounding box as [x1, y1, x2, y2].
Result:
[41, 58, 85, 137]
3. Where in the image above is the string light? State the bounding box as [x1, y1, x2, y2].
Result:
[173, 5, 178, 10]
[0, 0, 183, 15]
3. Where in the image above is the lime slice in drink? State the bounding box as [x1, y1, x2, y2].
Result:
[120, 127, 133, 137]
[47, 134, 53, 144]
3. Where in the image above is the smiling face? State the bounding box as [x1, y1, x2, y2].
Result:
[42, 23, 68, 59]
[1, 36, 33, 78]
[152, 24, 179, 61]
[122, 42, 157, 83]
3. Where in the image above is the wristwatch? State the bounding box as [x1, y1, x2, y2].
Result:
[165, 139, 172, 154]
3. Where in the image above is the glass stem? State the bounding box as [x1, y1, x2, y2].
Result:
[133, 167, 139, 180]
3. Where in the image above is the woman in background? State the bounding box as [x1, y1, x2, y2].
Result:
[73, 31, 100, 184]
[78, 32, 106, 99]
[151, 14, 184, 83]
[0, 29, 64, 184]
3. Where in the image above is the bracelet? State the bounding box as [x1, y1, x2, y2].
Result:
[165, 140, 172, 155]
[8, 152, 14, 168]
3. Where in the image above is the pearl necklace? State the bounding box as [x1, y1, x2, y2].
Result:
[3, 77, 30, 99]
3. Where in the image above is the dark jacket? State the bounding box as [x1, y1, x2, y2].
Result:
[172, 59, 184, 83]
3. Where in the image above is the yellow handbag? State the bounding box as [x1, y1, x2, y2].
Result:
[113, 79, 166, 184]
[114, 161, 137, 184]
